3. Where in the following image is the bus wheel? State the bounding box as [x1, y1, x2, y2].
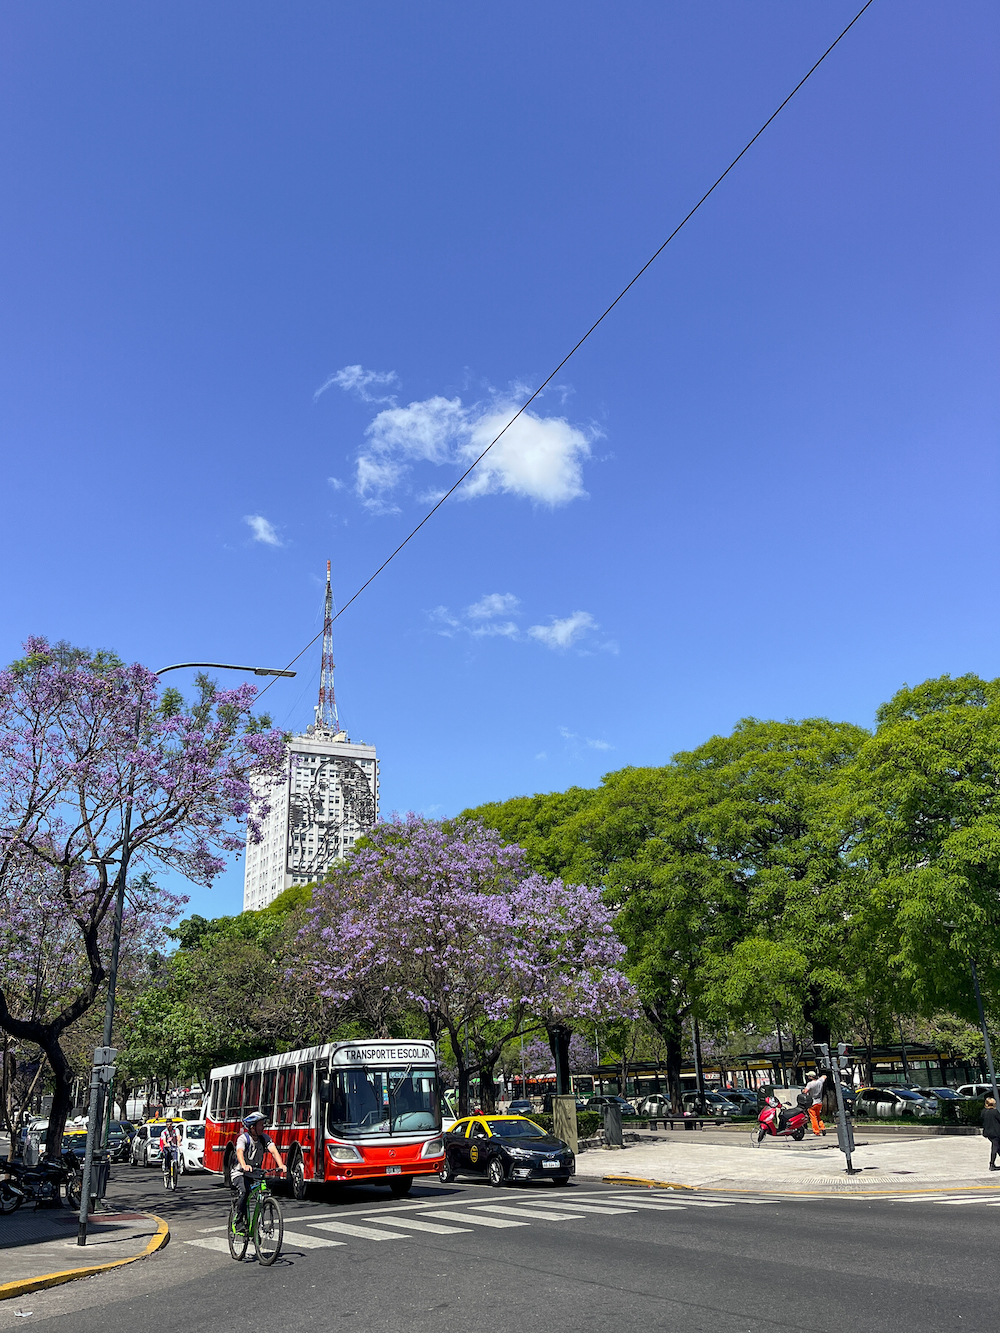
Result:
[289, 1152, 308, 1202]
[223, 1148, 234, 1189]
[388, 1175, 413, 1198]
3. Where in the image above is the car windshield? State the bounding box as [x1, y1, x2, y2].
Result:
[185, 1124, 205, 1140]
[328, 1066, 441, 1137]
[895, 1090, 923, 1100]
[929, 1088, 959, 1099]
[485, 1119, 546, 1139]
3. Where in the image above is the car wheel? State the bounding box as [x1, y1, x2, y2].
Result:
[487, 1157, 506, 1187]
[553, 1176, 571, 1187]
[438, 1160, 455, 1183]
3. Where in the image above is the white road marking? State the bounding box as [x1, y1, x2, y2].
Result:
[598, 1200, 685, 1212]
[467, 1204, 584, 1222]
[422, 1209, 528, 1228]
[307, 1219, 411, 1240]
[499, 1200, 635, 1216]
[280, 1230, 345, 1248]
[185, 1237, 233, 1253]
[362, 1216, 471, 1235]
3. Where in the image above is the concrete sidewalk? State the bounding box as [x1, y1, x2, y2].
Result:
[0, 1207, 168, 1300]
[576, 1129, 1000, 1193]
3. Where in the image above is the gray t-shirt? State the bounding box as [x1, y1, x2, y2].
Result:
[234, 1130, 272, 1175]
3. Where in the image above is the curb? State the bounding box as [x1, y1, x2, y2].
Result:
[603, 1175, 694, 1191]
[0, 1213, 170, 1303]
[602, 1174, 1000, 1198]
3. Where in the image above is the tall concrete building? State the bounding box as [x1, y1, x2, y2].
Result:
[242, 564, 380, 911]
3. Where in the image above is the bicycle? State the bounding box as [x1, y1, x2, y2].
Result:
[162, 1149, 179, 1192]
[228, 1170, 283, 1265]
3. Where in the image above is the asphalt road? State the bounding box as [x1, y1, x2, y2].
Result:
[2, 1164, 997, 1332]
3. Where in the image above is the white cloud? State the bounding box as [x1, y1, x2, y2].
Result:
[244, 515, 282, 547]
[560, 726, 614, 752]
[315, 364, 398, 403]
[353, 389, 593, 512]
[467, 592, 520, 620]
[528, 611, 596, 650]
[327, 476, 345, 491]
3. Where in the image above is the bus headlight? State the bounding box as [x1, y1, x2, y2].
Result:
[420, 1137, 444, 1158]
[328, 1143, 364, 1163]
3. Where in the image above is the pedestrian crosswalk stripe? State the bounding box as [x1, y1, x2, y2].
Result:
[511, 1201, 636, 1216]
[282, 1230, 345, 1248]
[892, 1194, 1000, 1206]
[308, 1219, 412, 1240]
[423, 1208, 527, 1227]
[467, 1204, 585, 1222]
[185, 1237, 233, 1253]
[599, 1200, 685, 1212]
[362, 1215, 471, 1235]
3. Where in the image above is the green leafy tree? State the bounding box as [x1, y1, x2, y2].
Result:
[848, 674, 1000, 1028]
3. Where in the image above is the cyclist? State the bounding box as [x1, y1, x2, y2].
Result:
[159, 1121, 181, 1184]
[232, 1112, 285, 1235]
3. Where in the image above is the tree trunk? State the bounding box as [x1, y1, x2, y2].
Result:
[643, 1003, 686, 1113]
[477, 1055, 499, 1113]
[40, 1036, 73, 1157]
[547, 1023, 572, 1097]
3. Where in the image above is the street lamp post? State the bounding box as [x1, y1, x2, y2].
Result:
[75, 661, 294, 1245]
[969, 956, 1000, 1106]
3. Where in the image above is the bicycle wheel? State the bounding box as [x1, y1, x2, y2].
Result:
[170, 1159, 178, 1191]
[227, 1202, 249, 1262]
[254, 1197, 283, 1266]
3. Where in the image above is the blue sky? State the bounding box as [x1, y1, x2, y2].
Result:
[2, 2, 996, 919]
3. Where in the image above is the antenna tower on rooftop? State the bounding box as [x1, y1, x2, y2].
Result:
[315, 560, 340, 733]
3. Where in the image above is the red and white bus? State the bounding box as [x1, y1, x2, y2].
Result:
[205, 1039, 444, 1199]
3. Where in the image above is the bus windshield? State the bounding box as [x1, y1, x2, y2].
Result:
[328, 1067, 441, 1137]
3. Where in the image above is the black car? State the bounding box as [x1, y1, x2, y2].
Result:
[440, 1115, 575, 1186]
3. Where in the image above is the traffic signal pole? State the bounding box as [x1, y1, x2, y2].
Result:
[815, 1042, 859, 1175]
[77, 1046, 117, 1244]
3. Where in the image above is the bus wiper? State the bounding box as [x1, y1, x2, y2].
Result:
[388, 1064, 414, 1135]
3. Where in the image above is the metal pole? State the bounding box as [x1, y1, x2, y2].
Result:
[969, 957, 1000, 1105]
[76, 1062, 104, 1244]
[692, 1016, 705, 1111]
[898, 1019, 910, 1085]
[775, 1007, 788, 1088]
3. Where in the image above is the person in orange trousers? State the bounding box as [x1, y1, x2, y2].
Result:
[802, 1070, 828, 1136]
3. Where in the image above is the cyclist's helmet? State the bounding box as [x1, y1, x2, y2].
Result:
[242, 1111, 268, 1129]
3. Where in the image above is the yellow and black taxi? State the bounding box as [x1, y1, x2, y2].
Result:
[439, 1115, 575, 1186]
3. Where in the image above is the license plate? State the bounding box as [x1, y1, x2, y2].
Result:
[386, 1166, 401, 1175]
[542, 1160, 559, 1169]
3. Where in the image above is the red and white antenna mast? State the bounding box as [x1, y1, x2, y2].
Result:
[316, 560, 340, 732]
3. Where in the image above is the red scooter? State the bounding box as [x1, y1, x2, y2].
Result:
[750, 1095, 807, 1145]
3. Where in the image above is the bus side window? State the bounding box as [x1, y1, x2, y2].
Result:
[261, 1070, 277, 1124]
[227, 1076, 244, 1119]
[295, 1065, 314, 1124]
[210, 1079, 224, 1120]
[277, 1069, 295, 1125]
[243, 1072, 261, 1117]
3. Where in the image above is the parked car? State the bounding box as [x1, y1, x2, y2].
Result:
[854, 1087, 938, 1118]
[585, 1095, 637, 1117]
[956, 1084, 996, 1100]
[506, 1099, 534, 1115]
[718, 1089, 758, 1112]
[638, 1094, 672, 1117]
[681, 1091, 740, 1118]
[924, 1087, 970, 1104]
[178, 1122, 206, 1173]
[106, 1121, 133, 1162]
[440, 1114, 575, 1186]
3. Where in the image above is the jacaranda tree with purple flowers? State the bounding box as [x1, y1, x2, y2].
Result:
[298, 815, 636, 1114]
[0, 638, 286, 1151]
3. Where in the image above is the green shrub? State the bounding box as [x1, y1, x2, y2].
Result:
[529, 1112, 602, 1139]
[957, 1098, 986, 1127]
